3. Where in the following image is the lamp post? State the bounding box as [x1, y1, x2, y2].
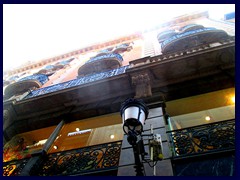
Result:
[120, 98, 149, 176]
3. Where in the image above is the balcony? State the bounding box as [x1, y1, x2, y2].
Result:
[157, 30, 177, 43]
[7, 75, 19, 82]
[18, 74, 49, 84]
[30, 141, 122, 176]
[95, 49, 111, 57]
[3, 141, 122, 176]
[3, 158, 30, 176]
[179, 24, 204, 33]
[129, 36, 234, 68]
[38, 64, 66, 75]
[78, 53, 123, 76]
[56, 58, 74, 66]
[24, 66, 128, 99]
[161, 28, 229, 54]
[113, 43, 132, 54]
[4, 74, 49, 99]
[167, 119, 235, 158]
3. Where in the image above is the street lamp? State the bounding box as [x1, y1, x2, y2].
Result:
[120, 98, 149, 176]
[120, 98, 164, 176]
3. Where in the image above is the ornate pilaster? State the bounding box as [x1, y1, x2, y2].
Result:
[131, 71, 152, 98]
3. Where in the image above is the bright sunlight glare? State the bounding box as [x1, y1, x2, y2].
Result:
[3, 4, 235, 71]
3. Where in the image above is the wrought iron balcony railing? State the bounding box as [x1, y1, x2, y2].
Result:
[162, 28, 218, 48]
[161, 27, 230, 53]
[78, 53, 124, 76]
[115, 44, 129, 49]
[96, 49, 111, 56]
[8, 75, 19, 82]
[18, 74, 49, 85]
[179, 24, 204, 33]
[113, 43, 132, 53]
[4, 74, 49, 99]
[3, 158, 30, 176]
[30, 141, 122, 176]
[24, 66, 128, 100]
[157, 30, 177, 42]
[43, 65, 55, 70]
[167, 119, 235, 158]
[86, 53, 123, 64]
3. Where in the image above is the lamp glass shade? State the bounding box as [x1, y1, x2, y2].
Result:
[120, 98, 149, 134]
[121, 106, 146, 134]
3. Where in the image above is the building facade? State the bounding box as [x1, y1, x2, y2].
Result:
[3, 11, 235, 176]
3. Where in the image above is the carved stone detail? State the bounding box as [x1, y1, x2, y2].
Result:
[131, 71, 152, 98]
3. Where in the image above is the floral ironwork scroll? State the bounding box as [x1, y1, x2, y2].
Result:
[3, 158, 29, 176]
[168, 119, 235, 157]
[31, 141, 122, 176]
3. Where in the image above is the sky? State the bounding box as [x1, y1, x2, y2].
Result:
[3, 4, 235, 71]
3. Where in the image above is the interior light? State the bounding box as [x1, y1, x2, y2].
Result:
[76, 128, 80, 132]
[53, 145, 58, 149]
[205, 116, 211, 121]
[110, 135, 115, 139]
[231, 96, 235, 104]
